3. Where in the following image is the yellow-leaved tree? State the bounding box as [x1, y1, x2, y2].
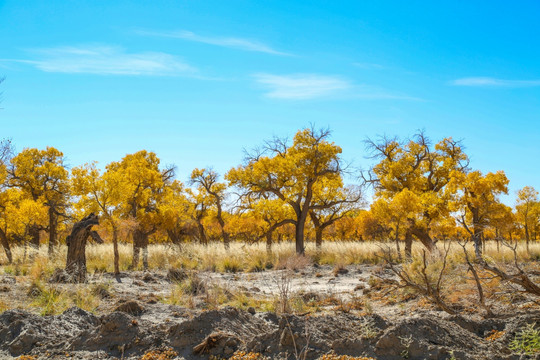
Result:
[106, 151, 175, 269]
[159, 179, 195, 245]
[309, 180, 364, 249]
[515, 186, 539, 250]
[365, 132, 469, 252]
[227, 127, 344, 255]
[71, 162, 125, 274]
[189, 168, 230, 248]
[448, 170, 509, 258]
[8, 147, 70, 255]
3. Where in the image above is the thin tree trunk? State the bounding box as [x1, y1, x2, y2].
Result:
[266, 231, 273, 255]
[29, 224, 40, 249]
[112, 225, 119, 275]
[315, 228, 323, 250]
[197, 221, 207, 246]
[0, 228, 13, 264]
[48, 207, 57, 256]
[405, 231, 413, 259]
[395, 223, 402, 262]
[525, 224, 530, 253]
[295, 220, 306, 255]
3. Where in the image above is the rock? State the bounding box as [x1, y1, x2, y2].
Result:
[247, 307, 256, 315]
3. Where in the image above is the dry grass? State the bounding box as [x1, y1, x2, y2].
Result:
[3, 240, 539, 275]
[1, 241, 538, 281]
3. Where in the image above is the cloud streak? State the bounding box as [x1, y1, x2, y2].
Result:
[253, 73, 351, 99]
[252, 73, 422, 101]
[7, 45, 196, 76]
[451, 77, 540, 87]
[137, 29, 290, 56]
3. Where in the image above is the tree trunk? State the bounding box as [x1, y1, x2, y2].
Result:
[315, 228, 323, 250]
[0, 228, 13, 264]
[112, 225, 119, 275]
[65, 213, 99, 283]
[410, 226, 435, 252]
[48, 207, 57, 256]
[266, 231, 273, 255]
[197, 221, 207, 246]
[394, 223, 402, 262]
[131, 228, 148, 270]
[29, 224, 40, 249]
[295, 219, 306, 255]
[525, 224, 530, 253]
[472, 231, 482, 259]
[405, 231, 413, 259]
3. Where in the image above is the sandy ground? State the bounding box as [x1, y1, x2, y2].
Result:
[1, 265, 539, 359]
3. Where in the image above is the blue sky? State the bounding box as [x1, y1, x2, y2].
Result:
[0, 1, 539, 203]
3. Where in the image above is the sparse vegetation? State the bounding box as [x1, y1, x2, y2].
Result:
[509, 323, 540, 355]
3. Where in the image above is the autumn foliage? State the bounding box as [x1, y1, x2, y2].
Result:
[0, 128, 538, 267]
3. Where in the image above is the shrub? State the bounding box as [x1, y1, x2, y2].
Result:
[509, 322, 540, 355]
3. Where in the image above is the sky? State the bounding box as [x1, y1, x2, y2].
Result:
[0, 1, 539, 204]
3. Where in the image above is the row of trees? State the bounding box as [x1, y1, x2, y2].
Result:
[0, 128, 539, 269]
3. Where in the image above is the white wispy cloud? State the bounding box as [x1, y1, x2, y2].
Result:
[252, 73, 422, 101]
[451, 77, 540, 87]
[136, 29, 290, 56]
[253, 73, 351, 99]
[9, 45, 196, 76]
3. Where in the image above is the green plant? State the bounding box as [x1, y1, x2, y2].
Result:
[399, 335, 413, 359]
[509, 322, 540, 355]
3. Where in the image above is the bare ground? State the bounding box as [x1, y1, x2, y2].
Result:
[0, 264, 538, 359]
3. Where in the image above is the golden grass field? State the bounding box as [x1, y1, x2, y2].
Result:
[1, 240, 540, 275]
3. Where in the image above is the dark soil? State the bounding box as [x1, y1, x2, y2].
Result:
[1, 304, 539, 359]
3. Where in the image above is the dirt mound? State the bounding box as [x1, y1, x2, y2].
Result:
[114, 300, 145, 315]
[0, 307, 99, 356]
[0, 306, 537, 359]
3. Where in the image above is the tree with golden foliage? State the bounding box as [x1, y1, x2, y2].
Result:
[515, 186, 539, 250]
[448, 170, 509, 258]
[190, 168, 230, 248]
[227, 127, 344, 255]
[365, 132, 469, 252]
[309, 182, 364, 249]
[71, 162, 125, 274]
[106, 150, 174, 269]
[8, 147, 70, 255]
[159, 180, 195, 245]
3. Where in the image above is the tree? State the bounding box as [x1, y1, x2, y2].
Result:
[159, 180, 195, 245]
[8, 147, 69, 255]
[106, 150, 174, 269]
[515, 186, 539, 250]
[370, 189, 423, 258]
[309, 182, 363, 250]
[64, 213, 101, 283]
[448, 170, 509, 258]
[240, 197, 295, 253]
[190, 168, 230, 248]
[0, 139, 14, 262]
[71, 162, 125, 274]
[365, 132, 469, 252]
[227, 127, 344, 255]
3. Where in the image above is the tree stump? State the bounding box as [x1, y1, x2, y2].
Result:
[65, 213, 101, 283]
